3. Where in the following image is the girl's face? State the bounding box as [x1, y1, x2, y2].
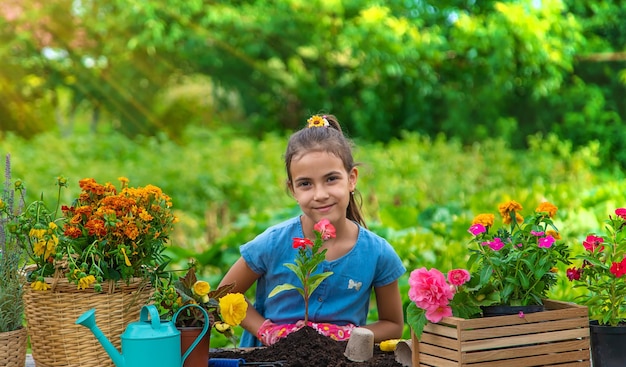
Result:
[288, 150, 357, 227]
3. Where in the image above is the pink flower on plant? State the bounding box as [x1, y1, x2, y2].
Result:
[531, 230, 545, 236]
[313, 218, 336, 241]
[583, 235, 604, 252]
[615, 208, 626, 220]
[447, 269, 471, 286]
[408, 268, 454, 313]
[292, 237, 314, 249]
[425, 304, 453, 323]
[468, 223, 486, 236]
[538, 235, 555, 248]
[487, 238, 505, 251]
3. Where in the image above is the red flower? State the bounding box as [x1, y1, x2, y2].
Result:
[583, 235, 604, 252]
[566, 267, 582, 281]
[615, 208, 626, 220]
[313, 218, 336, 241]
[609, 257, 626, 278]
[292, 237, 314, 249]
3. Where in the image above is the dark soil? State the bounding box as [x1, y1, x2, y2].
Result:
[210, 326, 403, 367]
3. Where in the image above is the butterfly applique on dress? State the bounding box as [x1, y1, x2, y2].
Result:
[348, 279, 362, 291]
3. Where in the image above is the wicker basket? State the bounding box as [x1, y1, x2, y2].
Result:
[24, 276, 153, 367]
[0, 327, 28, 367]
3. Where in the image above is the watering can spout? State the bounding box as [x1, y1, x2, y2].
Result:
[76, 308, 126, 367]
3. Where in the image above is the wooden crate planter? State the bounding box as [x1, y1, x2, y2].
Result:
[411, 299, 591, 367]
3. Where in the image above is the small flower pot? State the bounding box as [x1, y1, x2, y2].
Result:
[344, 327, 374, 362]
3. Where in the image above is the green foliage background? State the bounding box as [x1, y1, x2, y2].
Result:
[3, 127, 625, 342]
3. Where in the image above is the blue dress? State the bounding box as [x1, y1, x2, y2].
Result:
[238, 216, 406, 347]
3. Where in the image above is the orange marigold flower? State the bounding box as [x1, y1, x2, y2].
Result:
[124, 224, 140, 240]
[498, 200, 523, 218]
[546, 230, 561, 240]
[64, 226, 82, 238]
[85, 219, 107, 237]
[536, 201, 558, 218]
[472, 214, 495, 227]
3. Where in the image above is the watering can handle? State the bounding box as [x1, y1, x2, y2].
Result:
[139, 305, 162, 330]
[173, 304, 210, 367]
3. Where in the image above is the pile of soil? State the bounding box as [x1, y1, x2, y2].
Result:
[210, 326, 403, 367]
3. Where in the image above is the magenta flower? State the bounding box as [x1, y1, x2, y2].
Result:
[530, 230, 545, 236]
[447, 269, 471, 286]
[488, 238, 505, 251]
[616, 208, 626, 220]
[468, 223, 486, 236]
[538, 235, 555, 248]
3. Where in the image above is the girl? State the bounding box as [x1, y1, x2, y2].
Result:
[219, 114, 406, 347]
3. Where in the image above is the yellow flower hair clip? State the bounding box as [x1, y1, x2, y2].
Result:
[307, 115, 330, 128]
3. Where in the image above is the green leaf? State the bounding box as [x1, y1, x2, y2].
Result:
[406, 303, 427, 340]
[268, 283, 299, 298]
[307, 271, 334, 294]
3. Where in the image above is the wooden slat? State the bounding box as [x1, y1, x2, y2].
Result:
[462, 339, 590, 363]
[461, 329, 590, 352]
[419, 343, 461, 362]
[461, 318, 589, 341]
[462, 350, 591, 367]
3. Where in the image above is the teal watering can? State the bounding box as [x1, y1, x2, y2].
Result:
[76, 304, 209, 367]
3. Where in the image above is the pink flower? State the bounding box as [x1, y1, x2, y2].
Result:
[314, 218, 336, 241]
[583, 235, 604, 252]
[408, 268, 454, 311]
[488, 238, 505, 251]
[292, 237, 314, 249]
[424, 304, 453, 323]
[615, 208, 626, 220]
[447, 269, 471, 286]
[518, 311, 524, 318]
[468, 223, 486, 236]
[538, 235, 555, 248]
[531, 230, 545, 236]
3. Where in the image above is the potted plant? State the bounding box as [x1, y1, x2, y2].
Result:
[153, 264, 248, 367]
[566, 208, 626, 367]
[13, 176, 178, 367]
[0, 154, 28, 367]
[406, 200, 590, 367]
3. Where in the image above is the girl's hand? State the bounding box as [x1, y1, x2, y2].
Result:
[256, 319, 306, 346]
[307, 321, 356, 341]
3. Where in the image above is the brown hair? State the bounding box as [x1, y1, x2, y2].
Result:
[284, 114, 366, 228]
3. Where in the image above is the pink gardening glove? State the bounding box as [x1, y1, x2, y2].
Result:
[307, 321, 356, 341]
[256, 319, 305, 346]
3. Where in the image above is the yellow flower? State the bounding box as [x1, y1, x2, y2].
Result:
[472, 213, 495, 227]
[536, 201, 558, 218]
[78, 275, 96, 290]
[192, 281, 211, 303]
[306, 115, 330, 128]
[31, 280, 50, 291]
[219, 292, 248, 326]
[214, 321, 231, 333]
